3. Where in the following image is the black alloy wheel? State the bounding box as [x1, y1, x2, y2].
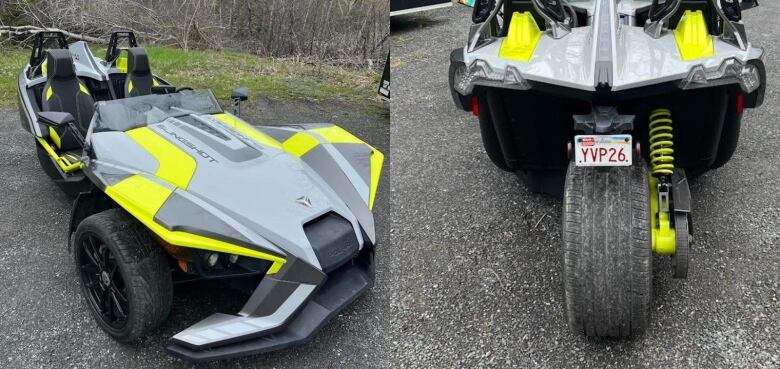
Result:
[78, 233, 130, 330]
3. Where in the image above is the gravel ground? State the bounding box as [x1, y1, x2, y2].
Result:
[389, 4, 779, 369]
[0, 98, 389, 369]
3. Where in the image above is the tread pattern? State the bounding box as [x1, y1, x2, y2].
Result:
[562, 162, 652, 337]
[74, 208, 173, 342]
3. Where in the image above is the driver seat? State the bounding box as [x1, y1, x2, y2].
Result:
[41, 49, 94, 155]
[124, 48, 155, 97]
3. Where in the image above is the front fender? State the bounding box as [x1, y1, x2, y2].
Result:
[256, 123, 384, 244]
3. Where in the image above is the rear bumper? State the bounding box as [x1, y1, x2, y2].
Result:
[166, 250, 374, 362]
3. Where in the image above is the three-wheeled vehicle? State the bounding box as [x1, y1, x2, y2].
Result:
[450, 0, 765, 336]
[17, 31, 384, 361]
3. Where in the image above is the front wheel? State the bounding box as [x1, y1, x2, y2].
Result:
[562, 162, 652, 337]
[74, 208, 172, 342]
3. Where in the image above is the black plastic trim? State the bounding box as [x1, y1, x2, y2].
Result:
[304, 212, 360, 274]
[166, 249, 375, 362]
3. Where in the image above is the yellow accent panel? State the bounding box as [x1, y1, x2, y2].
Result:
[116, 55, 128, 73]
[211, 113, 282, 149]
[35, 137, 83, 173]
[49, 127, 62, 148]
[283, 132, 320, 157]
[46, 87, 53, 101]
[674, 10, 714, 61]
[311, 126, 364, 144]
[153, 78, 160, 87]
[649, 176, 676, 255]
[128, 80, 134, 94]
[42, 60, 48, 77]
[79, 83, 90, 95]
[105, 175, 286, 274]
[310, 125, 384, 209]
[107, 175, 173, 222]
[368, 149, 384, 210]
[499, 12, 542, 62]
[126, 127, 197, 189]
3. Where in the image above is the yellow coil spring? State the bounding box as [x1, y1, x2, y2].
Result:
[648, 108, 675, 177]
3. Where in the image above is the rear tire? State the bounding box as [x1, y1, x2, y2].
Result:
[562, 162, 652, 337]
[74, 208, 172, 342]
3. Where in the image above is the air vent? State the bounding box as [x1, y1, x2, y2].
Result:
[303, 212, 359, 273]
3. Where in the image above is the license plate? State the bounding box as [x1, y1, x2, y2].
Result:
[574, 134, 632, 167]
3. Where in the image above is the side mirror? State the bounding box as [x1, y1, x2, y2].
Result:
[231, 87, 249, 102]
[741, 0, 759, 11]
[720, 0, 742, 21]
[472, 0, 495, 24]
[231, 87, 249, 116]
[38, 111, 75, 128]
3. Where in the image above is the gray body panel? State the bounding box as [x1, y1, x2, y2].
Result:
[458, 0, 765, 93]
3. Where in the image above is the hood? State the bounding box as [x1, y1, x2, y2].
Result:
[86, 112, 381, 270]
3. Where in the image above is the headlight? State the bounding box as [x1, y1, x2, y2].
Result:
[206, 252, 219, 267]
[189, 250, 271, 277]
[680, 58, 761, 94]
[454, 60, 532, 95]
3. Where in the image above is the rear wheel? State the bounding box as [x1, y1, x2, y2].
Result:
[562, 162, 652, 337]
[74, 208, 172, 342]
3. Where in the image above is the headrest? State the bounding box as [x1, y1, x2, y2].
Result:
[126, 47, 150, 74]
[46, 49, 76, 79]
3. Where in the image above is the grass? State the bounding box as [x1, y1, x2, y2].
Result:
[0, 45, 381, 110]
[0, 48, 29, 109]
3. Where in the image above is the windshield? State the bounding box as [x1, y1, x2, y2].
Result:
[93, 89, 223, 132]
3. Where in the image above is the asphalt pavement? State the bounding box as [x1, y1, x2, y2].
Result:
[0, 98, 389, 369]
[389, 4, 779, 369]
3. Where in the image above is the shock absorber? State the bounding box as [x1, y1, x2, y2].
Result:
[648, 108, 675, 177]
[648, 108, 691, 278]
[648, 108, 676, 255]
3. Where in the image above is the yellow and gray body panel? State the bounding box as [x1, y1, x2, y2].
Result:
[454, 0, 764, 94]
[88, 111, 382, 269]
[84, 103, 382, 359]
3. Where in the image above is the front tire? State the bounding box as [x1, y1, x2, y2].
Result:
[562, 162, 652, 337]
[74, 208, 172, 342]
